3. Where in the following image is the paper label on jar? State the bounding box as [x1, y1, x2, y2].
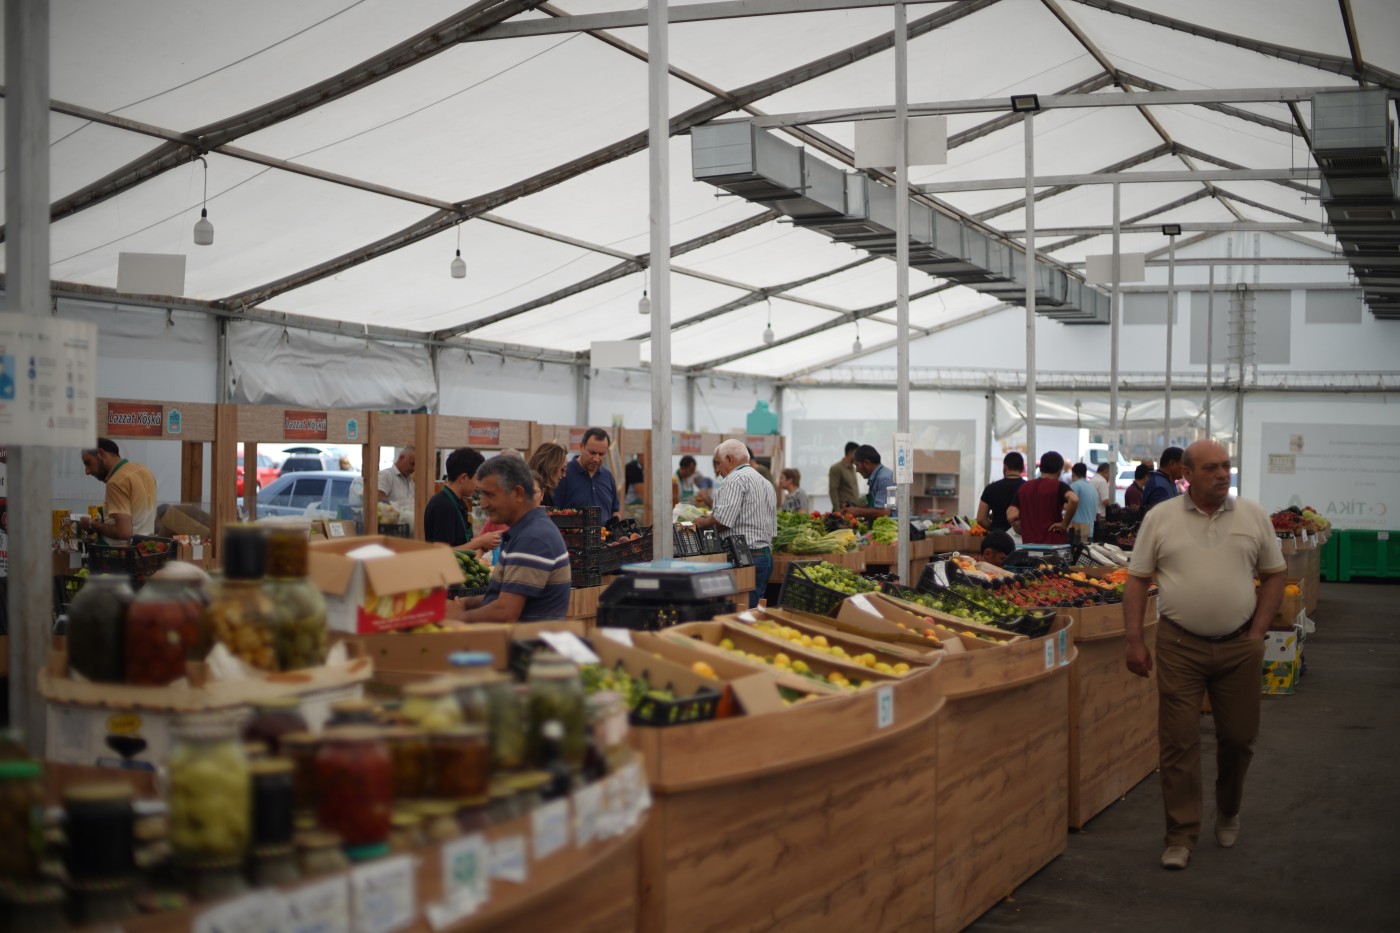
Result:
[287, 877, 350, 933]
[195, 891, 289, 933]
[490, 835, 528, 883]
[531, 798, 571, 860]
[351, 856, 416, 933]
[573, 782, 604, 845]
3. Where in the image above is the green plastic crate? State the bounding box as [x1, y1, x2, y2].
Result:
[1337, 530, 1400, 581]
[1320, 534, 1340, 582]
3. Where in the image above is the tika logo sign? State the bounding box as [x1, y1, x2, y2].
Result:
[284, 409, 329, 441]
[106, 401, 164, 437]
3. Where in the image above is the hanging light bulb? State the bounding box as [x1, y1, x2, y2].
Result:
[852, 318, 863, 353]
[762, 298, 774, 345]
[638, 288, 650, 315]
[192, 156, 214, 246]
[450, 222, 466, 279]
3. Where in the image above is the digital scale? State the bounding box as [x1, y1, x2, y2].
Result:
[597, 559, 740, 631]
[1004, 543, 1073, 569]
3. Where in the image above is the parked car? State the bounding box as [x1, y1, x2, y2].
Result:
[237, 451, 280, 496]
[238, 470, 360, 519]
[278, 446, 346, 474]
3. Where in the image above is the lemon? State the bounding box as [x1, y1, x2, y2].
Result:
[874, 662, 894, 674]
[719, 638, 736, 650]
[893, 662, 911, 674]
[774, 653, 792, 669]
[799, 635, 813, 648]
[812, 635, 829, 648]
[691, 661, 718, 680]
[792, 660, 810, 675]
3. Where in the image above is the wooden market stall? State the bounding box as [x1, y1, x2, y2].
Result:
[233, 404, 372, 532]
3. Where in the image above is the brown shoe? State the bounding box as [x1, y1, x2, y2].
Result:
[1161, 845, 1191, 870]
[1216, 814, 1241, 848]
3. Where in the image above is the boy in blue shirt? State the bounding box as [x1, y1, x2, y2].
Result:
[1069, 462, 1100, 542]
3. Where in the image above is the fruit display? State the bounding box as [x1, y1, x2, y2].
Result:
[454, 550, 492, 590]
[1271, 505, 1330, 534]
[991, 572, 1121, 609]
[711, 636, 871, 691]
[581, 663, 673, 709]
[798, 562, 880, 595]
[891, 587, 1006, 626]
[747, 620, 914, 676]
[949, 554, 1015, 581]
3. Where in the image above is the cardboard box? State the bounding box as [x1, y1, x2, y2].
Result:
[313, 520, 357, 541]
[309, 536, 461, 634]
[1262, 624, 1303, 695]
[336, 619, 590, 683]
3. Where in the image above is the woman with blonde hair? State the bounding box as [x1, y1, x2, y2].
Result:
[528, 441, 569, 507]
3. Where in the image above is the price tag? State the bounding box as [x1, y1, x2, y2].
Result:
[427, 833, 490, 930]
[573, 782, 604, 846]
[932, 561, 950, 588]
[195, 891, 288, 933]
[351, 855, 416, 933]
[531, 798, 571, 860]
[327, 522, 346, 538]
[599, 628, 633, 648]
[286, 877, 350, 933]
[1058, 630, 1069, 667]
[876, 685, 895, 729]
[1044, 641, 1055, 671]
[490, 835, 527, 884]
[538, 632, 600, 666]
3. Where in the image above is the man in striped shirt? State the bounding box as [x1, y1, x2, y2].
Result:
[451, 455, 571, 623]
[694, 439, 776, 608]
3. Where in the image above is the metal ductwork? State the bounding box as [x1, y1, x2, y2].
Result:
[1312, 89, 1400, 319]
[691, 123, 1110, 324]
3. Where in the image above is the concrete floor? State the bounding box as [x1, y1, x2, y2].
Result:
[969, 580, 1400, 933]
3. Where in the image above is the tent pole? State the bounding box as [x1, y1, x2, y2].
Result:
[1023, 111, 1037, 478]
[1205, 264, 1214, 439]
[984, 390, 995, 488]
[1109, 181, 1122, 466]
[648, 0, 674, 560]
[1164, 231, 1176, 446]
[894, 0, 911, 583]
[574, 363, 589, 426]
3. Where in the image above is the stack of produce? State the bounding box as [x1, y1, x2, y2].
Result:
[1271, 505, 1330, 534]
[748, 620, 913, 676]
[773, 511, 859, 554]
[991, 570, 1123, 608]
[797, 562, 880, 595]
[869, 516, 898, 545]
[453, 551, 492, 591]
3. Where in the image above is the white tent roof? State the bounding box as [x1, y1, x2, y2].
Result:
[11, 0, 1399, 377]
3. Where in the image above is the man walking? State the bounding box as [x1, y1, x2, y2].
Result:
[1141, 446, 1185, 513]
[695, 440, 776, 608]
[1123, 440, 1286, 871]
[828, 441, 861, 512]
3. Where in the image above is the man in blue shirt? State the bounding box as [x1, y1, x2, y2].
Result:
[1142, 446, 1185, 514]
[551, 427, 621, 520]
[846, 445, 896, 520]
[1068, 462, 1100, 543]
[450, 455, 571, 623]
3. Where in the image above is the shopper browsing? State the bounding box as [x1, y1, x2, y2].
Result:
[422, 448, 500, 554]
[827, 441, 861, 511]
[1068, 462, 1100, 542]
[1122, 440, 1286, 871]
[527, 441, 568, 508]
[551, 427, 621, 520]
[1092, 462, 1115, 516]
[378, 446, 416, 504]
[78, 438, 157, 544]
[976, 452, 1027, 533]
[1006, 451, 1078, 545]
[449, 455, 571, 624]
[1124, 462, 1150, 511]
[1141, 447, 1185, 513]
[777, 468, 811, 514]
[693, 440, 776, 608]
[846, 445, 895, 520]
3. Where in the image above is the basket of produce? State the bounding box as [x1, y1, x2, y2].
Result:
[773, 511, 860, 555]
[778, 560, 880, 617]
[581, 661, 722, 727]
[892, 578, 1054, 637]
[547, 506, 603, 529]
[610, 528, 654, 567]
[85, 534, 175, 579]
[53, 571, 89, 615]
[943, 579, 1058, 638]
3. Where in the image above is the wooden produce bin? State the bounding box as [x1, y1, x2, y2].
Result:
[768, 549, 865, 585]
[632, 661, 945, 932]
[932, 617, 1077, 933]
[335, 619, 589, 687]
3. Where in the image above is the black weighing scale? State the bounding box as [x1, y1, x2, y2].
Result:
[597, 559, 739, 631]
[1004, 543, 1073, 570]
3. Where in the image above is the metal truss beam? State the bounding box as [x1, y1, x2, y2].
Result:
[1001, 221, 1325, 237]
[922, 167, 1316, 194]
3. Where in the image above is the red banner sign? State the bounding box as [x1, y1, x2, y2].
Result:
[746, 434, 772, 457]
[284, 410, 329, 441]
[678, 432, 703, 455]
[468, 420, 501, 447]
[567, 427, 586, 451]
[106, 402, 164, 437]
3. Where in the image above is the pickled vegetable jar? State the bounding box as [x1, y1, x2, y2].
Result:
[383, 727, 430, 802]
[526, 657, 587, 769]
[484, 673, 525, 771]
[125, 578, 198, 686]
[62, 782, 135, 884]
[249, 758, 296, 849]
[446, 652, 496, 726]
[241, 696, 308, 756]
[206, 525, 278, 671]
[264, 528, 328, 670]
[0, 760, 44, 881]
[429, 726, 491, 800]
[279, 732, 320, 816]
[401, 682, 462, 731]
[168, 716, 251, 864]
[315, 728, 392, 849]
[67, 575, 132, 684]
[296, 831, 349, 878]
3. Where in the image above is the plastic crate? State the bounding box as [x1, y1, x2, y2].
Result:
[562, 526, 603, 552]
[85, 535, 176, 578]
[630, 681, 723, 727]
[446, 584, 489, 600]
[673, 525, 702, 558]
[698, 528, 725, 555]
[596, 599, 727, 632]
[1337, 529, 1400, 581]
[777, 560, 849, 617]
[572, 567, 602, 589]
[548, 507, 603, 529]
[54, 574, 87, 614]
[1320, 533, 1340, 582]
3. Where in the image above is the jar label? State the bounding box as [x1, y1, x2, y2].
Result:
[106, 713, 143, 736]
[531, 799, 570, 860]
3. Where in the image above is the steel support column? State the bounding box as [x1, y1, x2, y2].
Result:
[1024, 112, 1038, 478]
[894, 0, 911, 583]
[1164, 231, 1176, 445]
[1109, 182, 1122, 464]
[648, 0, 674, 560]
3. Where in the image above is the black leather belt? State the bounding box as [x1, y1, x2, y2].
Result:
[1162, 616, 1251, 643]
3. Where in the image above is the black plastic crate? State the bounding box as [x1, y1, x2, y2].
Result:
[698, 528, 725, 555]
[777, 560, 848, 617]
[596, 598, 729, 632]
[548, 507, 603, 529]
[562, 526, 603, 552]
[446, 584, 489, 600]
[721, 535, 753, 568]
[85, 535, 175, 578]
[571, 567, 602, 589]
[630, 684, 722, 727]
[673, 525, 702, 558]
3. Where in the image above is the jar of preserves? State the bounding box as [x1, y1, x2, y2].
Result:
[314, 728, 392, 855]
[241, 697, 308, 756]
[249, 758, 296, 850]
[205, 525, 278, 672]
[296, 831, 349, 878]
[0, 760, 44, 881]
[279, 732, 320, 817]
[487, 781, 518, 826]
[167, 715, 251, 866]
[388, 812, 425, 853]
[151, 561, 214, 661]
[383, 727, 430, 802]
[61, 782, 135, 884]
[264, 528, 328, 671]
[401, 682, 462, 731]
[66, 575, 133, 684]
[446, 652, 496, 726]
[414, 802, 460, 844]
[124, 576, 197, 686]
[430, 726, 491, 801]
[327, 698, 380, 727]
[526, 658, 587, 770]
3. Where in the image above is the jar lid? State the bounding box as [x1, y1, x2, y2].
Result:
[295, 830, 342, 851]
[62, 781, 132, 803]
[252, 696, 302, 712]
[411, 801, 458, 818]
[390, 812, 423, 828]
[402, 681, 455, 697]
[529, 665, 580, 682]
[458, 795, 490, 809]
[222, 524, 268, 579]
[506, 771, 552, 792]
[243, 741, 269, 759]
[380, 726, 426, 742]
[278, 731, 318, 748]
[488, 784, 515, 801]
[447, 651, 495, 668]
[330, 698, 377, 713]
[172, 713, 240, 741]
[321, 726, 384, 743]
[0, 759, 41, 780]
[430, 724, 488, 740]
[250, 758, 294, 776]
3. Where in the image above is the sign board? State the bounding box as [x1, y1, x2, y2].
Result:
[107, 401, 165, 438]
[568, 427, 586, 451]
[1084, 252, 1146, 285]
[678, 432, 703, 455]
[745, 434, 772, 458]
[0, 314, 98, 448]
[468, 420, 501, 447]
[854, 115, 948, 169]
[893, 432, 913, 484]
[285, 409, 329, 441]
[591, 339, 641, 369]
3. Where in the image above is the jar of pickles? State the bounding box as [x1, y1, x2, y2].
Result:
[242, 697, 308, 756]
[388, 812, 425, 853]
[401, 682, 463, 731]
[446, 652, 496, 725]
[279, 732, 320, 818]
[167, 716, 251, 866]
[62, 783, 135, 885]
[264, 528, 328, 671]
[486, 673, 526, 772]
[314, 729, 392, 855]
[383, 727, 430, 802]
[67, 575, 133, 684]
[526, 656, 587, 770]
[296, 831, 349, 878]
[429, 726, 491, 800]
[205, 526, 278, 672]
[249, 759, 296, 850]
[0, 760, 44, 881]
[414, 802, 460, 844]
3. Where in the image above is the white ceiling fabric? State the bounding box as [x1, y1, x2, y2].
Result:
[12, 0, 1396, 380]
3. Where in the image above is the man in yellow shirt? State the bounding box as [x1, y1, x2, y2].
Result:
[79, 438, 157, 544]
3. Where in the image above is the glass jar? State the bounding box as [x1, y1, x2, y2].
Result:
[446, 652, 496, 726]
[401, 682, 462, 731]
[243, 741, 269, 762]
[124, 576, 198, 686]
[66, 575, 132, 684]
[506, 772, 551, 816]
[205, 525, 278, 672]
[279, 732, 320, 817]
[249, 758, 296, 850]
[0, 760, 44, 881]
[0, 880, 68, 933]
[388, 812, 425, 853]
[264, 529, 328, 671]
[61, 782, 135, 884]
[429, 726, 491, 801]
[314, 728, 392, 851]
[327, 698, 380, 727]
[488, 676, 527, 772]
[167, 715, 251, 866]
[249, 846, 299, 887]
[487, 781, 517, 826]
[296, 831, 349, 878]
[526, 659, 587, 770]
[383, 727, 430, 802]
[151, 561, 214, 661]
[241, 697, 308, 756]
[415, 802, 460, 844]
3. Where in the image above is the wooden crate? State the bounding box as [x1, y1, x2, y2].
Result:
[633, 662, 944, 933]
[768, 549, 866, 584]
[933, 618, 1075, 933]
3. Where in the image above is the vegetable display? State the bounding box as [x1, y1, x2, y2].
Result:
[798, 562, 881, 595]
[454, 551, 492, 589]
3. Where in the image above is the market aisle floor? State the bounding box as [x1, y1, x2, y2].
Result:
[968, 581, 1400, 933]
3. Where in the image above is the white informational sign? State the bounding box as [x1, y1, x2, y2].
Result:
[854, 116, 948, 168]
[876, 685, 895, 729]
[490, 835, 528, 883]
[194, 891, 288, 933]
[286, 877, 351, 933]
[428, 833, 491, 929]
[1084, 252, 1146, 285]
[892, 432, 913, 484]
[531, 798, 571, 860]
[590, 340, 642, 370]
[351, 856, 416, 933]
[1259, 423, 1400, 530]
[0, 313, 98, 447]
